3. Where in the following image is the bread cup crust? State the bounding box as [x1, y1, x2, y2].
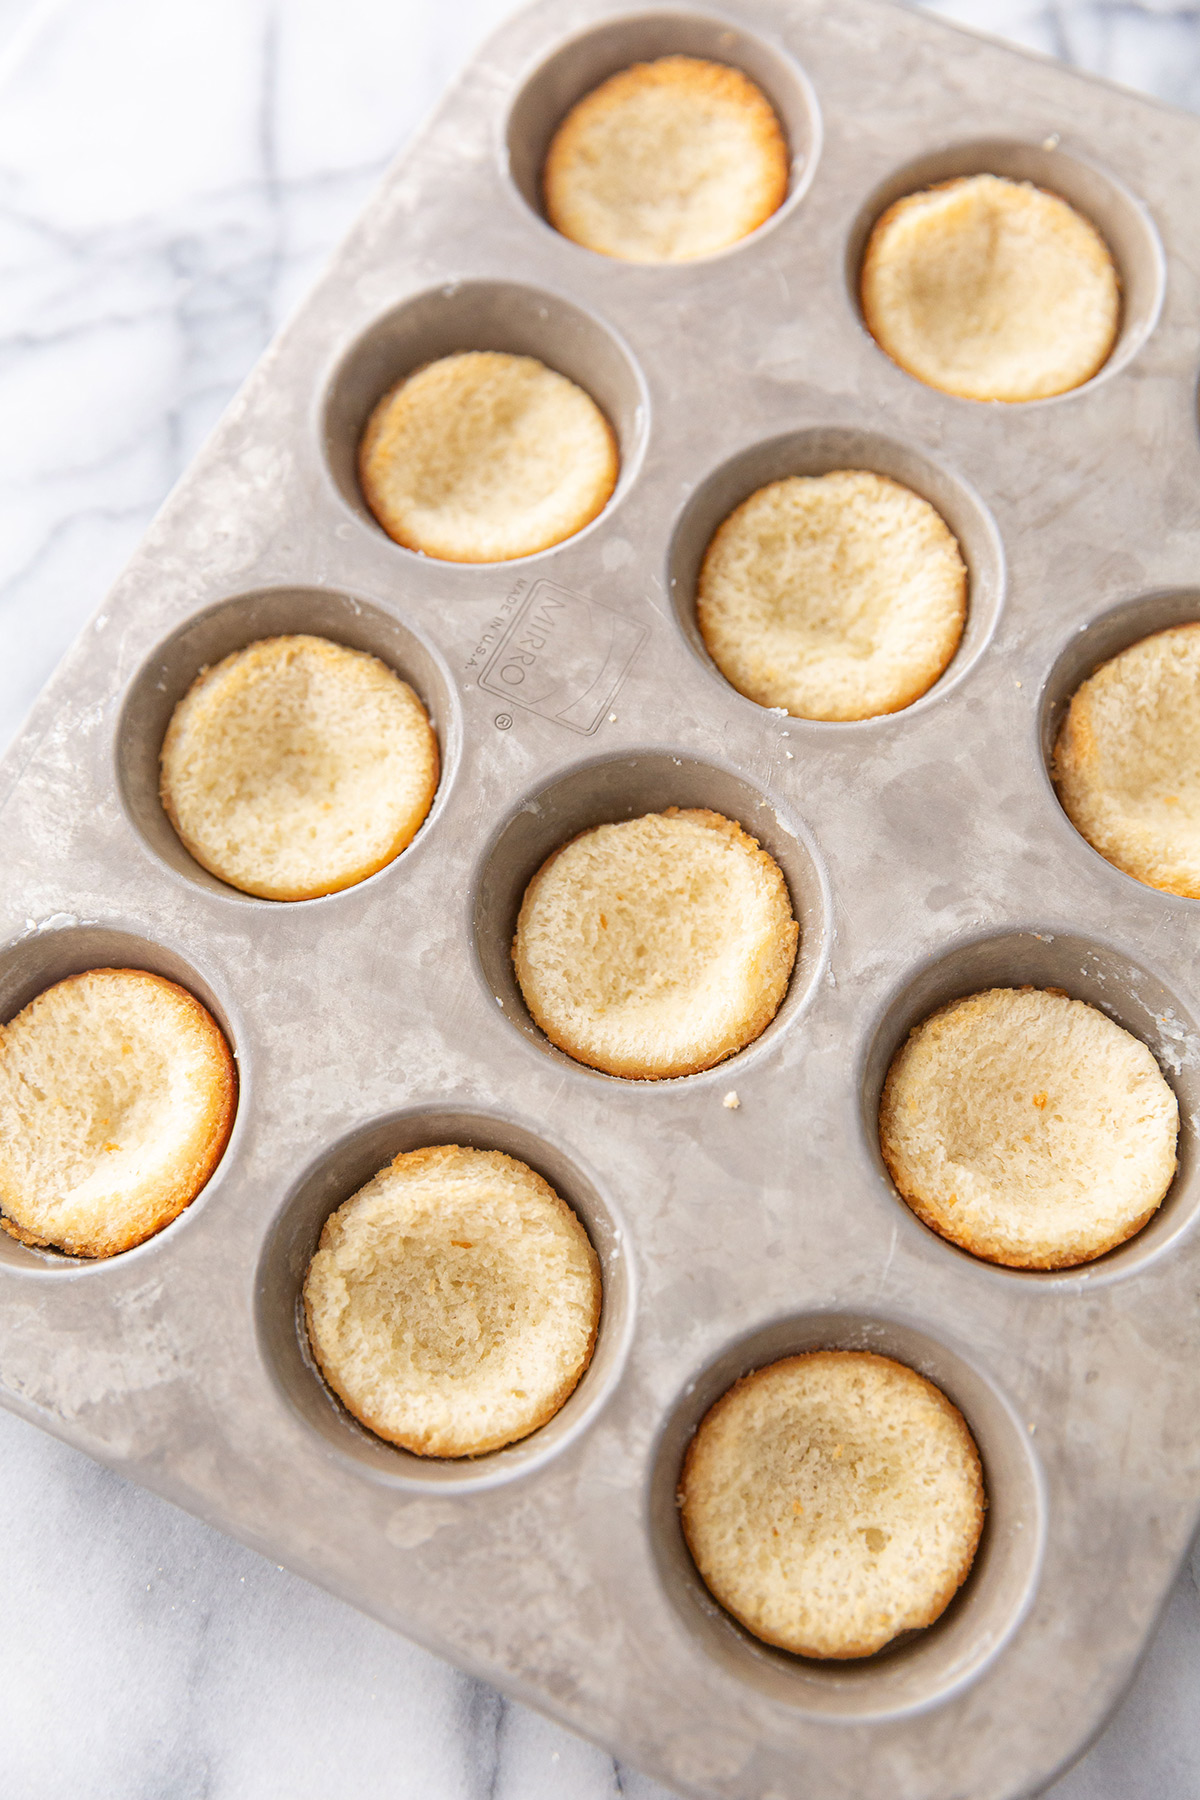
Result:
[680, 1350, 985, 1660]
[512, 807, 798, 1079]
[880, 986, 1178, 1269]
[0, 967, 236, 1258]
[861, 173, 1120, 402]
[160, 633, 439, 902]
[358, 351, 618, 563]
[303, 1145, 601, 1458]
[1054, 622, 1200, 898]
[544, 55, 789, 264]
[696, 469, 967, 720]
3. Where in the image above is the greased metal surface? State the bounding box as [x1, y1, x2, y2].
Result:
[2, 3, 1200, 1796]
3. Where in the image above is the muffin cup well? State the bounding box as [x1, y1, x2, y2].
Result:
[505, 9, 821, 255]
[861, 927, 1200, 1282]
[848, 138, 1164, 401]
[1040, 588, 1200, 899]
[255, 1107, 634, 1492]
[322, 280, 648, 553]
[472, 750, 829, 1081]
[650, 1310, 1044, 1718]
[0, 921, 241, 1271]
[117, 585, 459, 903]
[667, 425, 1004, 722]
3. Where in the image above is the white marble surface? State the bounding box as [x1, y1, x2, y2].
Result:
[4, 2, 1200, 1795]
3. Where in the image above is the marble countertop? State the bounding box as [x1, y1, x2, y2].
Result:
[3, 1, 1200, 1794]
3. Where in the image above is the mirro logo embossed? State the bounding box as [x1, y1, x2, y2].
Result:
[478, 580, 646, 734]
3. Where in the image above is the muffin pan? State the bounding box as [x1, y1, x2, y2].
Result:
[3, 1, 1200, 1794]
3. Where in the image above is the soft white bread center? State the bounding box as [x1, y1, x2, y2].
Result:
[697, 469, 967, 720]
[303, 1146, 601, 1458]
[513, 807, 798, 1079]
[1055, 623, 1200, 899]
[543, 56, 789, 263]
[160, 633, 438, 901]
[0, 968, 235, 1258]
[861, 173, 1119, 402]
[880, 986, 1178, 1268]
[358, 351, 618, 562]
[680, 1351, 985, 1660]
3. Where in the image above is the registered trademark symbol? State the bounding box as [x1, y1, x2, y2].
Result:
[494, 713, 513, 731]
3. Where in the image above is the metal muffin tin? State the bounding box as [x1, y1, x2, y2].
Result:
[4, 1, 1200, 1793]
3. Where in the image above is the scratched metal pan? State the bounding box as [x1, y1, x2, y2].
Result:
[3, 1, 1200, 1794]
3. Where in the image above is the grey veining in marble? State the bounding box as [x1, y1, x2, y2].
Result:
[4, 3, 1200, 1797]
